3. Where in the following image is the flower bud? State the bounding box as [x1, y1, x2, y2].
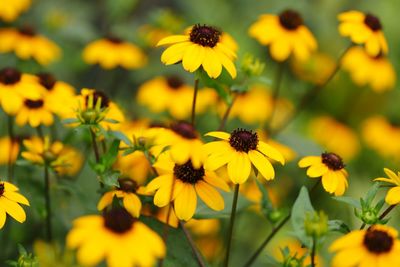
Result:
[304, 211, 328, 238]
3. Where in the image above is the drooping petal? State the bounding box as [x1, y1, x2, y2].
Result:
[248, 150, 275, 180]
[204, 171, 230, 192]
[321, 171, 339, 194]
[123, 193, 142, 218]
[257, 142, 285, 165]
[3, 191, 30, 206]
[202, 48, 222, 78]
[195, 181, 224, 211]
[0, 197, 26, 223]
[227, 152, 251, 184]
[97, 191, 116, 211]
[385, 187, 400, 205]
[298, 156, 321, 168]
[182, 44, 205, 73]
[174, 184, 197, 221]
[306, 163, 328, 178]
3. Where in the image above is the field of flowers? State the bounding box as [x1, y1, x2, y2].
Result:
[1, 0, 400, 266]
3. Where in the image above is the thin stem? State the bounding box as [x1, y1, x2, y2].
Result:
[7, 116, 15, 182]
[191, 79, 199, 126]
[179, 221, 207, 267]
[218, 94, 238, 131]
[311, 236, 317, 267]
[44, 164, 52, 241]
[271, 44, 352, 136]
[224, 184, 240, 267]
[360, 204, 397, 230]
[89, 128, 100, 163]
[266, 63, 285, 131]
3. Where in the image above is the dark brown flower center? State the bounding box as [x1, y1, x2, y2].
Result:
[0, 68, 21, 85]
[103, 207, 135, 233]
[190, 24, 221, 48]
[118, 178, 138, 193]
[37, 73, 56, 90]
[19, 26, 36, 36]
[0, 183, 4, 196]
[85, 91, 110, 109]
[364, 13, 382, 31]
[25, 99, 44, 109]
[363, 229, 393, 254]
[106, 35, 123, 44]
[279, 10, 303, 30]
[229, 129, 258, 152]
[174, 160, 205, 184]
[166, 76, 184, 89]
[321, 152, 345, 171]
[170, 121, 198, 139]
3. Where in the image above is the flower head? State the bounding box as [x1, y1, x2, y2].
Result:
[67, 207, 165, 267]
[157, 24, 237, 79]
[204, 129, 285, 184]
[374, 168, 400, 205]
[0, 136, 20, 165]
[330, 225, 400, 267]
[0, 0, 31, 22]
[15, 94, 54, 127]
[0, 181, 30, 229]
[338, 11, 388, 56]
[249, 9, 317, 61]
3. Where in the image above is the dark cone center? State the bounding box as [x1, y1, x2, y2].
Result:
[85, 91, 110, 109]
[25, 99, 44, 109]
[118, 178, 138, 193]
[279, 10, 303, 30]
[174, 160, 205, 184]
[166, 75, 184, 89]
[170, 121, 198, 139]
[38, 73, 56, 90]
[364, 13, 382, 31]
[229, 129, 258, 152]
[0, 183, 4, 196]
[190, 24, 221, 48]
[19, 26, 36, 36]
[0, 68, 21, 85]
[321, 152, 345, 171]
[106, 35, 123, 44]
[363, 229, 393, 254]
[104, 207, 135, 233]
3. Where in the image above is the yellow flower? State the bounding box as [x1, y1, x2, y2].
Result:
[15, 94, 54, 127]
[342, 46, 395, 92]
[0, 136, 20, 165]
[257, 130, 296, 163]
[330, 225, 400, 267]
[97, 178, 145, 218]
[83, 36, 147, 70]
[0, 68, 43, 115]
[249, 9, 317, 62]
[52, 146, 83, 176]
[374, 168, 400, 205]
[138, 24, 174, 47]
[34, 240, 78, 267]
[298, 153, 348, 196]
[338, 11, 388, 56]
[146, 153, 229, 221]
[157, 24, 237, 79]
[67, 207, 165, 267]
[0, 0, 31, 22]
[308, 116, 360, 161]
[0, 27, 61, 65]
[137, 76, 217, 119]
[204, 129, 285, 184]
[0, 181, 30, 229]
[141, 204, 179, 228]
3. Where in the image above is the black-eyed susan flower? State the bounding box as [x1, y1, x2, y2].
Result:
[309, 116, 360, 161]
[0, 0, 31, 22]
[342, 47, 395, 92]
[97, 178, 145, 218]
[0, 68, 42, 115]
[52, 146, 83, 176]
[146, 153, 229, 221]
[0, 27, 61, 65]
[330, 225, 400, 267]
[338, 11, 388, 56]
[157, 24, 237, 79]
[0, 136, 20, 165]
[298, 153, 348, 196]
[137, 76, 217, 120]
[249, 9, 317, 62]
[204, 129, 285, 184]
[0, 181, 30, 229]
[67, 207, 165, 267]
[15, 94, 54, 127]
[83, 36, 147, 70]
[374, 168, 400, 205]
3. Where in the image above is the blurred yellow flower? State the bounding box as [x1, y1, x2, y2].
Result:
[258, 130, 297, 162]
[157, 24, 237, 78]
[342, 46, 395, 92]
[83, 36, 147, 70]
[0, 27, 61, 65]
[34, 240, 78, 267]
[0, 0, 31, 22]
[52, 146, 83, 177]
[374, 168, 400, 205]
[139, 24, 173, 47]
[338, 11, 388, 56]
[0, 181, 30, 229]
[0, 136, 20, 165]
[298, 153, 348, 196]
[274, 238, 323, 267]
[15, 94, 54, 127]
[204, 129, 285, 184]
[67, 207, 165, 267]
[249, 9, 317, 62]
[146, 152, 229, 221]
[291, 52, 336, 85]
[137, 76, 217, 119]
[141, 204, 179, 228]
[308, 116, 360, 161]
[330, 225, 400, 267]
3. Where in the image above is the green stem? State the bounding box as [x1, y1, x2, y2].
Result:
[7, 116, 15, 182]
[267, 63, 285, 131]
[89, 128, 100, 163]
[44, 164, 52, 241]
[191, 79, 199, 126]
[218, 94, 237, 131]
[224, 184, 240, 267]
[180, 221, 207, 267]
[311, 236, 317, 267]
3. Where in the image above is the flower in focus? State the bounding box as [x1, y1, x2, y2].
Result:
[308, 116, 360, 161]
[157, 24, 237, 78]
[298, 152, 348, 196]
[15, 94, 54, 127]
[97, 178, 145, 218]
[146, 153, 229, 221]
[83, 36, 147, 69]
[329, 225, 400, 267]
[0, 27, 61, 65]
[204, 129, 285, 184]
[67, 207, 165, 267]
[0, 136, 20, 165]
[342, 46, 395, 92]
[0, 181, 30, 229]
[374, 168, 400, 205]
[0, 0, 31, 22]
[249, 9, 317, 61]
[338, 11, 388, 56]
[137, 76, 217, 120]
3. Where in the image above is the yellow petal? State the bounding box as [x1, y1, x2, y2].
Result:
[248, 150, 275, 180]
[97, 191, 116, 210]
[0, 197, 26, 223]
[204, 151, 234, 171]
[123, 193, 142, 218]
[203, 140, 232, 154]
[174, 184, 197, 221]
[153, 176, 174, 207]
[329, 230, 364, 251]
[146, 175, 171, 193]
[298, 156, 321, 168]
[227, 152, 251, 184]
[3, 182, 19, 192]
[202, 47, 222, 78]
[195, 181, 224, 211]
[257, 142, 285, 165]
[160, 42, 189, 65]
[385, 187, 400, 205]
[0, 207, 6, 229]
[182, 44, 205, 73]
[157, 35, 189, 46]
[204, 171, 230, 192]
[76, 237, 106, 267]
[205, 131, 230, 140]
[384, 168, 400, 184]
[321, 172, 339, 194]
[270, 38, 291, 62]
[214, 45, 237, 78]
[306, 163, 328, 178]
[3, 191, 29, 206]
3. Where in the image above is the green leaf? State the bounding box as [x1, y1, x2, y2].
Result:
[332, 196, 362, 209]
[365, 182, 380, 205]
[291, 187, 315, 247]
[328, 219, 351, 234]
[110, 130, 132, 146]
[101, 140, 120, 169]
[100, 170, 120, 187]
[194, 191, 252, 219]
[198, 70, 232, 104]
[62, 118, 80, 124]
